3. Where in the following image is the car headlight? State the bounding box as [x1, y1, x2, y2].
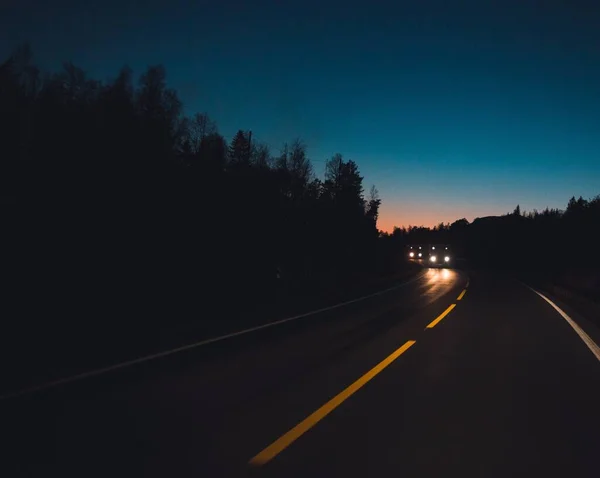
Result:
[430, 255, 437, 262]
[409, 252, 414, 258]
[444, 256, 450, 262]
[418, 253, 422, 257]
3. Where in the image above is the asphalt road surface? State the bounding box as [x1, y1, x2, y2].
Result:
[2, 268, 600, 477]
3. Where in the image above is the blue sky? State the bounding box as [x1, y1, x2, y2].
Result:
[2, 0, 599, 230]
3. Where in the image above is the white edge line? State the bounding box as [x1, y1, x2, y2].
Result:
[528, 286, 600, 362]
[0, 271, 428, 401]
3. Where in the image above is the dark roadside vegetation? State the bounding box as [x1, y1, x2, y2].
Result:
[1, 45, 416, 392]
[1, 45, 598, 393]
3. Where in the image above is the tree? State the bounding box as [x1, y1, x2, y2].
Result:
[365, 185, 381, 225]
[136, 65, 182, 161]
[338, 160, 365, 212]
[275, 143, 289, 170]
[252, 142, 271, 168]
[199, 132, 227, 172]
[565, 196, 588, 216]
[288, 139, 313, 199]
[323, 154, 364, 209]
[137, 65, 167, 120]
[325, 153, 343, 185]
[513, 204, 521, 217]
[189, 112, 216, 153]
[450, 218, 469, 229]
[228, 129, 251, 166]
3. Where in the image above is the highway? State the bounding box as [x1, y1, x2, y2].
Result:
[2, 268, 600, 477]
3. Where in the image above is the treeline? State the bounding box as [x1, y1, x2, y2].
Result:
[1, 45, 386, 328]
[382, 197, 600, 298]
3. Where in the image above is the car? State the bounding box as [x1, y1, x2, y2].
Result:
[427, 244, 453, 267]
[407, 244, 425, 261]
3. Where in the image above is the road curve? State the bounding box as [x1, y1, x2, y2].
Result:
[2, 269, 600, 477]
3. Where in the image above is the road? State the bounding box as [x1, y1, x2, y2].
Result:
[2, 268, 600, 477]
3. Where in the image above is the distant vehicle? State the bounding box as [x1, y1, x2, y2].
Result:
[407, 245, 425, 260]
[427, 244, 453, 267]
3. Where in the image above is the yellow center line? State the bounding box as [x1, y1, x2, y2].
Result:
[457, 289, 467, 301]
[249, 340, 417, 466]
[425, 304, 456, 329]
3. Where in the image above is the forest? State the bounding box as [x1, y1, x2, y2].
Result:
[1, 45, 388, 343]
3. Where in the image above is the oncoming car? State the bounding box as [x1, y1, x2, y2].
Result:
[407, 245, 425, 261]
[427, 244, 453, 268]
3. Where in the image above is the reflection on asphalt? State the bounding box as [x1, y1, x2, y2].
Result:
[419, 267, 459, 305]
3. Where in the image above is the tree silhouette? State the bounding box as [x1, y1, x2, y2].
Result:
[513, 204, 521, 216]
[0, 44, 401, 386]
[365, 185, 381, 225]
[228, 129, 251, 166]
[188, 112, 216, 153]
[251, 142, 271, 168]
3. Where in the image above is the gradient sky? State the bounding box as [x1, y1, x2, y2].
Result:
[2, 0, 600, 231]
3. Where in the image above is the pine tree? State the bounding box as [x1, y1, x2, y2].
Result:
[228, 129, 251, 166]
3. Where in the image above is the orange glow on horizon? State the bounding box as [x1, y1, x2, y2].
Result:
[376, 203, 506, 233]
[377, 212, 451, 232]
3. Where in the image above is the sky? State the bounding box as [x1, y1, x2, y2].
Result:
[2, 0, 600, 231]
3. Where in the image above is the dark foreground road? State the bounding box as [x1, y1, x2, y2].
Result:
[2, 269, 600, 477]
